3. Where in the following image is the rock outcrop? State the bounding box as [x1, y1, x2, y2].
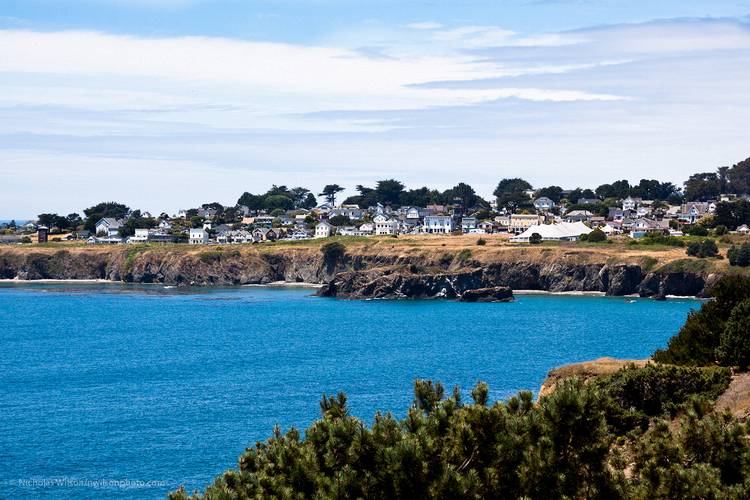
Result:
[458, 286, 514, 302]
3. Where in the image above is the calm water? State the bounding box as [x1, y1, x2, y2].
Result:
[0, 283, 699, 498]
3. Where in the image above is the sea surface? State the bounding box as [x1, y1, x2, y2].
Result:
[0, 283, 700, 498]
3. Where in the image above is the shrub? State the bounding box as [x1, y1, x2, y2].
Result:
[688, 225, 709, 237]
[714, 225, 728, 236]
[171, 369, 744, 500]
[455, 249, 472, 262]
[728, 243, 750, 267]
[594, 364, 731, 432]
[641, 233, 685, 247]
[476, 238, 486, 246]
[529, 232, 542, 244]
[438, 252, 453, 266]
[321, 241, 346, 272]
[716, 299, 750, 369]
[587, 228, 607, 243]
[654, 276, 750, 366]
[687, 239, 718, 258]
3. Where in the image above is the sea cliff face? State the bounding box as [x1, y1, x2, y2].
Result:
[0, 245, 718, 298]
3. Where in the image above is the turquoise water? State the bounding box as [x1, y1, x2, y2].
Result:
[0, 283, 699, 498]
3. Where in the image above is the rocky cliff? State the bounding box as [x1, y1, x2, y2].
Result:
[0, 243, 720, 298]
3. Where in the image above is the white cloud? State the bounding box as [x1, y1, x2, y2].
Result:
[404, 21, 443, 30]
[2, 18, 749, 216]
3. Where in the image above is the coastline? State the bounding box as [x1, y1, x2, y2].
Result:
[0, 278, 701, 299]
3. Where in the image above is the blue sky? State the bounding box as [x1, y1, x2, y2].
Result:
[1, 1, 750, 217]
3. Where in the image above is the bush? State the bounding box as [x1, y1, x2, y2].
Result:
[687, 239, 718, 258]
[587, 228, 606, 243]
[640, 233, 685, 247]
[455, 249, 472, 262]
[476, 238, 486, 246]
[171, 369, 745, 500]
[716, 299, 750, 369]
[594, 364, 731, 432]
[438, 252, 453, 266]
[687, 225, 709, 237]
[728, 243, 750, 267]
[714, 225, 728, 236]
[529, 232, 542, 244]
[321, 241, 346, 272]
[654, 276, 750, 366]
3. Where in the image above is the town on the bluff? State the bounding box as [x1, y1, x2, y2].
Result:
[2, 158, 750, 246]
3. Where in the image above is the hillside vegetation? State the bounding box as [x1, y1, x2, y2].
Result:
[171, 276, 750, 499]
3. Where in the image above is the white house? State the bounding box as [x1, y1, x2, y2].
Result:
[315, 221, 333, 238]
[158, 220, 172, 230]
[533, 197, 555, 212]
[737, 224, 750, 235]
[189, 228, 209, 244]
[127, 228, 150, 243]
[95, 218, 123, 236]
[375, 219, 399, 236]
[358, 222, 375, 235]
[423, 215, 454, 234]
[461, 217, 478, 233]
[622, 196, 640, 211]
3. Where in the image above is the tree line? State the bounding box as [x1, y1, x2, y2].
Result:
[27, 155, 750, 231]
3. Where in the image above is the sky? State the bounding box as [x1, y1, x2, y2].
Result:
[1, 1, 750, 218]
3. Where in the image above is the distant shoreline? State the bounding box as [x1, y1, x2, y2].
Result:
[0, 279, 699, 299]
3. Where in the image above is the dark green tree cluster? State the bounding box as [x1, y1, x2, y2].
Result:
[580, 228, 607, 243]
[686, 239, 718, 258]
[172, 362, 746, 500]
[595, 179, 681, 203]
[712, 199, 750, 230]
[683, 157, 750, 201]
[342, 180, 484, 209]
[238, 185, 317, 212]
[82, 202, 130, 231]
[654, 276, 750, 366]
[728, 244, 750, 267]
[36, 213, 81, 231]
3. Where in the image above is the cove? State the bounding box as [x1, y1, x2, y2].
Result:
[0, 283, 700, 498]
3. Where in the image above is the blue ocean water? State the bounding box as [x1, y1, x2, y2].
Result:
[0, 284, 700, 498]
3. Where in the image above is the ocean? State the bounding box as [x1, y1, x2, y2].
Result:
[0, 283, 700, 498]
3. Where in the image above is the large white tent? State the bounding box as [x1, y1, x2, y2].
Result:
[510, 222, 592, 242]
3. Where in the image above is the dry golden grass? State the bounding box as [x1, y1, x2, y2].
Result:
[538, 357, 651, 398]
[1, 233, 736, 273]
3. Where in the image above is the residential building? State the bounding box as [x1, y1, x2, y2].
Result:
[358, 222, 375, 235]
[189, 228, 209, 244]
[375, 219, 399, 236]
[506, 214, 543, 234]
[565, 210, 594, 223]
[423, 215, 454, 234]
[461, 217, 478, 233]
[622, 196, 641, 211]
[533, 197, 555, 212]
[95, 218, 123, 236]
[678, 202, 711, 224]
[315, 221, 333, 238]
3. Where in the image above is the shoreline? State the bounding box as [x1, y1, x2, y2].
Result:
[0, 278, 700, 298]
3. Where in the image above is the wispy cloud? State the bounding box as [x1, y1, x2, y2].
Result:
[404, 21, 443, 30]
[1, 17, 749, 216]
